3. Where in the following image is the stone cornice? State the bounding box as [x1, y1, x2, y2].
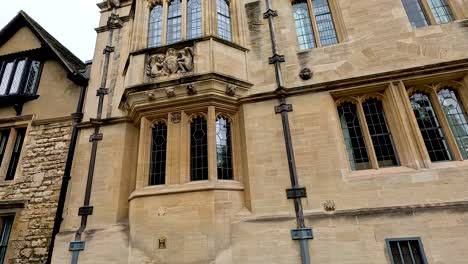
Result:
[95, 16, 131, 33]
[0, 199, 26, 209]
[31, 116, 73, 126]
[0, 115, 33, 125]
[76, 117, 132, 129]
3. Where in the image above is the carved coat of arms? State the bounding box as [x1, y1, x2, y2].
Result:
[146, 47, 194, 79]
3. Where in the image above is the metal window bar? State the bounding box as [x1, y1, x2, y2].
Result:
[387, 238, 428, 264]
[167, 0, 183, 44]
[401, 0, 429, 28]
[293, 0, 316, 49]
[0, 216, 14, 264]
[410, 93, 452, 162]
[190, 116, 208, 181]
[5, 128, 26, 181]
[427, 0, 454, 24]
[217, 0, 232, 41]
[362, 99, 400, 167]
[216, 116, 233, 180]
[149, 122, 167, 185]
[312, 0, 338, 46]
[437, 89, 468, 159]
[337, 102, 371, 170]
[0, 130, 10, 168]
[187, 0, 202, 39]
[148, 5, 164, 47]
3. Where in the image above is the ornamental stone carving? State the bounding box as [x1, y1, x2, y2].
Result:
[226, 84, 237, 96]
[147, 0, 163, 8]
[165, 87, 176, 98]
[299, 67, 313, 80]
[186, 84, 197, 95]
[146, 47, 194, 80]
[170, 112, 182, 123]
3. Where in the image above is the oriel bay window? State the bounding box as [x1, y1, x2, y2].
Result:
[147, 0, 236, 47]
[408, 84, 468, 162]
[292, 0, 341, 50]
[401, 0, 456, 28]
[337, 96, 399, 171]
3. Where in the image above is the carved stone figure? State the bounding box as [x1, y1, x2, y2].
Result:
[322, 200, 336, 212]
[226, 84, 237, 96]
[165, 87, 176, 98]
[299, 67, 313, 80]
[147, 47, 195, 80]
[170, 112, 182, 123]
[186, 84, 197, 95]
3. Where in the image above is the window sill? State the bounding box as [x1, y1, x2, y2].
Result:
[344, 166, 418, 180]
[128, 180, 244, 201]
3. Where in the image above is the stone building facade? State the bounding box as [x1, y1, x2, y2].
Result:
[0, 11, 88, 264]
[43, 0, 468, 263]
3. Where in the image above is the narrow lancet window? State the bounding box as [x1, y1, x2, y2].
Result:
[149, 121, 167, 185]
[293, 0, 316, 49]
[410, 93, 451, 161]
[338, 102, 371, 170]
[191, 116, 208, 181]
[187, 0, 202, 39]
[362, 99, 399, 167]
[217, 0, 232, 41]
[5, 128, 26, 181]
[312, 0, 338, 46]
[167, 0, 183, 44]
[438, 89, 468, 159]
[148, 5, 163, 47]
[216, 116, 233, 180]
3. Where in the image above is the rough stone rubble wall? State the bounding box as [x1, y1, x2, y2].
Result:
[1, 120, 72, 264]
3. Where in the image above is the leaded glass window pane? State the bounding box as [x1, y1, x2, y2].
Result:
[387, 239, 427, 264]
[338, 102, 371, 170]
[9, 60, 26, 94]
[217, 0, 232, 41]
[410, 93, 451, 161]
[362, 99, 399, 167]
[5, 128, 26, 181]
[167, 0, 182, 44]
[148, 5, 163, 47]
[191, 116, 208, 181]
[149, 121, 167, 185]
[0, 62, 14, 95]
[293, 1, 316, 50]
[0, 216, 14, 264]
[401, 0, 429, 28]
[216, 116, 233, 180]
[427, 0, 454, 24]
[312, 0, 338, 46]
[187, 0, 202, 39]
[438, 89, 468, 159]
[23, 61, 41, 95]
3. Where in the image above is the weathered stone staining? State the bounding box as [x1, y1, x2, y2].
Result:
[146, 47, 194, 80]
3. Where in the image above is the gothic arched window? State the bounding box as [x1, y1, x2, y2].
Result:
[187, 0, 202, 39]
[149, 121, 167, 185]
[167, 0, 183, 44]
[217, 0, 232, 41]
[190, 116, 208, 181]
[216, 116, 233, 180]
[148, 5, 163, 47]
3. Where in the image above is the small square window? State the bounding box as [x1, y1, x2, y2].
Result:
[386, 238, 428, 264]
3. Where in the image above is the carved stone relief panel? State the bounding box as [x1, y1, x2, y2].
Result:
[146, 47, 194, 81]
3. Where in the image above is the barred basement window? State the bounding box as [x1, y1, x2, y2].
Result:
[0, 59, 42, 96]
[0, 216, 14, 264]
[386, 238, 428, 264]
[216, 116, 233, 180]
[292, 0, 339, 50]
[187, 0, 202, 39]
[217, 0, 232, 41]
[148, 5, 163, 47]
[167, 0, 182, 44]
[149, 121, 167, 185]
[190, 116, 208, 181]
[0, 130, 10, 168]
[337, 102, 371, 170]
[5, 128, 26, 181]
[437, 89, 468, 159]
[401, 0, 455, 28]
[410, 93, 452, 162]
[337, 96, 399, 171]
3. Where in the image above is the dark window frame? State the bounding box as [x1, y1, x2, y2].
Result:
[0, 215, 14, 264]
[190, 115, 209, 181]
[0, 57, 43, 97]
[5, 128, 26, 181]
[386, 237, 428, 264]
[149, 121, 168, 186]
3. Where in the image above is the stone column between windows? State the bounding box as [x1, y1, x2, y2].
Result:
[207, 106, 217, 181]
[447, 0, 464, 20]
[134, 0, 151, 51]
[419, 0, 437, 25]
[356, 101, 379, 169]
[210, 0, 218, 38]
[181, 111, 190, 184]
[168, 112, 181, 185]
[395, 81, 432, 168]
[306, 0, 321, 48]
[181, 0, 188, 40]
[383, 84, 419, 169]
[428, 89, 464, 161]
[136, 117, 151, 189]
[459, 75, 468, 114]
[161, 0, 170, 45]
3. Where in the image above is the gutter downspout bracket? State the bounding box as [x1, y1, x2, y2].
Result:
[275, 102, 293, 114]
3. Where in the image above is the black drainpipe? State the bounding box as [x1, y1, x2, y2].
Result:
[263, 0, 313, 263]
[67, 4, 121, 264]
[46, 74, 87, 264]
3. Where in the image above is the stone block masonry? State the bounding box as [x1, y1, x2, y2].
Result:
[2, 120, 72, 264]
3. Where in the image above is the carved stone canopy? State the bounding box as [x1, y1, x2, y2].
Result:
[146, 47, 194, 80]
[147, 0, 163, 8]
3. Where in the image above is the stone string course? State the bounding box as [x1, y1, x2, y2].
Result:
[2, 120, 72, 264]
